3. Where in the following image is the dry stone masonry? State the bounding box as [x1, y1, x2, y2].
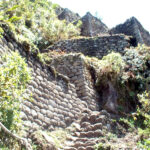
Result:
[0, 28, 103, 132]
[63, 110, 138, 150]
[57, 8, 80, 23]
[110, 17, 150, 46]
[47, 34, 130, 59]
[0, 15, 148, 148]
[80, 12, 109, 37]
[51, 54, 101, 111]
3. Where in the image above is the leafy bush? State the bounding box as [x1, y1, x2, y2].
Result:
[94, 142, 111, 150]
[0, 0, 81, 50]
[85, 52, 125, 86]
[129, 91, 150, 149]
[0, 51, 31, 147]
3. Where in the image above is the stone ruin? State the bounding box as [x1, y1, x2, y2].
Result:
[56, 7, 150, 46]
[80, 12, 109, 37]
[110, 17, 150, 46]
[56, 7, 109, 37]
[0, 8, 149, 150]
[57, 8, 80, 23]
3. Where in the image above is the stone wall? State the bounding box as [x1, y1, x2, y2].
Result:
[47, 34, 130, 59]
[0, 27, 101, 131]
[51, 54, 101, 111]
[110, 17, 150, 46]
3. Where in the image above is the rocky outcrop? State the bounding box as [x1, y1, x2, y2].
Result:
[58, 8, 80, 23]
[110, 17, 150, 46]
[55, 6, 64, 16]
[80, 12, 109, 37]
[56, 10, 109, 37]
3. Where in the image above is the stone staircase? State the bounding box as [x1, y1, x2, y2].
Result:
[63, 110, 113, 150]
[62, 110, 139, 150]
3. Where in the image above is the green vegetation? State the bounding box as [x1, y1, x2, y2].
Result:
[31, 129, 69, 149]
[84, 46, 150, 149]
[94, 142, 112, 150]
[0, 0, 81, 50]
[85, 52, 125, 86]
[0, 0, 150, 148]
[0, 52, 31, 149]
[48, 129, 69, 149]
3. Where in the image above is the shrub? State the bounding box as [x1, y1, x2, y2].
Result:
[0, 0, 81, 50]
[0, 51, 31, 148]
[85, 52, 125, 86]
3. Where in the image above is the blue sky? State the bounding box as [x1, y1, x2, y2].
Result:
[51, 0, 150, 32]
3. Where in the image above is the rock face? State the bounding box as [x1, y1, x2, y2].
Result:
[110, 17, 150, 46]
[55, 6, 64, 16]
[102, 81, 118, 114]
[80, 12, 109, 37]
[58, 8, 80, 23]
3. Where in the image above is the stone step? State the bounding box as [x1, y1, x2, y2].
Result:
[79, 129, 103, 138]
[86, 146, 95, 150]
[78, 146, 86, 150]
[80, 121, 91, 128]
[83, 123, 103, 132]
[73, 140, 96, 149]
[76, 137, 89, 142]
[90, 123, 103, 131]
[64, 147, 77, 150]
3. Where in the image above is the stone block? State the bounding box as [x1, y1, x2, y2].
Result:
[41, 109, 47, 115]
[37, 75, 43, 81]
[49, 100, 57, 108]
[23, 105, 31, 114]
[46, 110, 53, 118]
[34, 106, 40, 112]
[31, 109, 37, 118]
[37, 112, 45, 122]
[30, 80, 38, 89]
[48, 105, 54, 112]
[35, 119, 42, 126]
[44, 117, 51, 124]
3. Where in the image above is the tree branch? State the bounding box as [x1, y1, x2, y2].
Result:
[0, 121, 32, 150]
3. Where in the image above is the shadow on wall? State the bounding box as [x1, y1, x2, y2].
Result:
[129, 37, 138, 47]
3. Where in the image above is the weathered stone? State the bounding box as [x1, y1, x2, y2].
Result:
[30, 80, 38, 88]
[44, 117, 51, 124]
[37, 75, 43, 81]
[49, 100, 57, 108]
[23, 106, 31, 114]
[110, 17, 150, 46]
[46, 110, 53, 118]
[34, 106, 40, 112]
[20, 112, 28, 120]
[41, 109, 47, 115]
[37, 113, 45, 121]
[58, 8, 80, 23]
[8, 42, 14, 50]
[31, 109, 37, 118]
[35, 119, 42, 126]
